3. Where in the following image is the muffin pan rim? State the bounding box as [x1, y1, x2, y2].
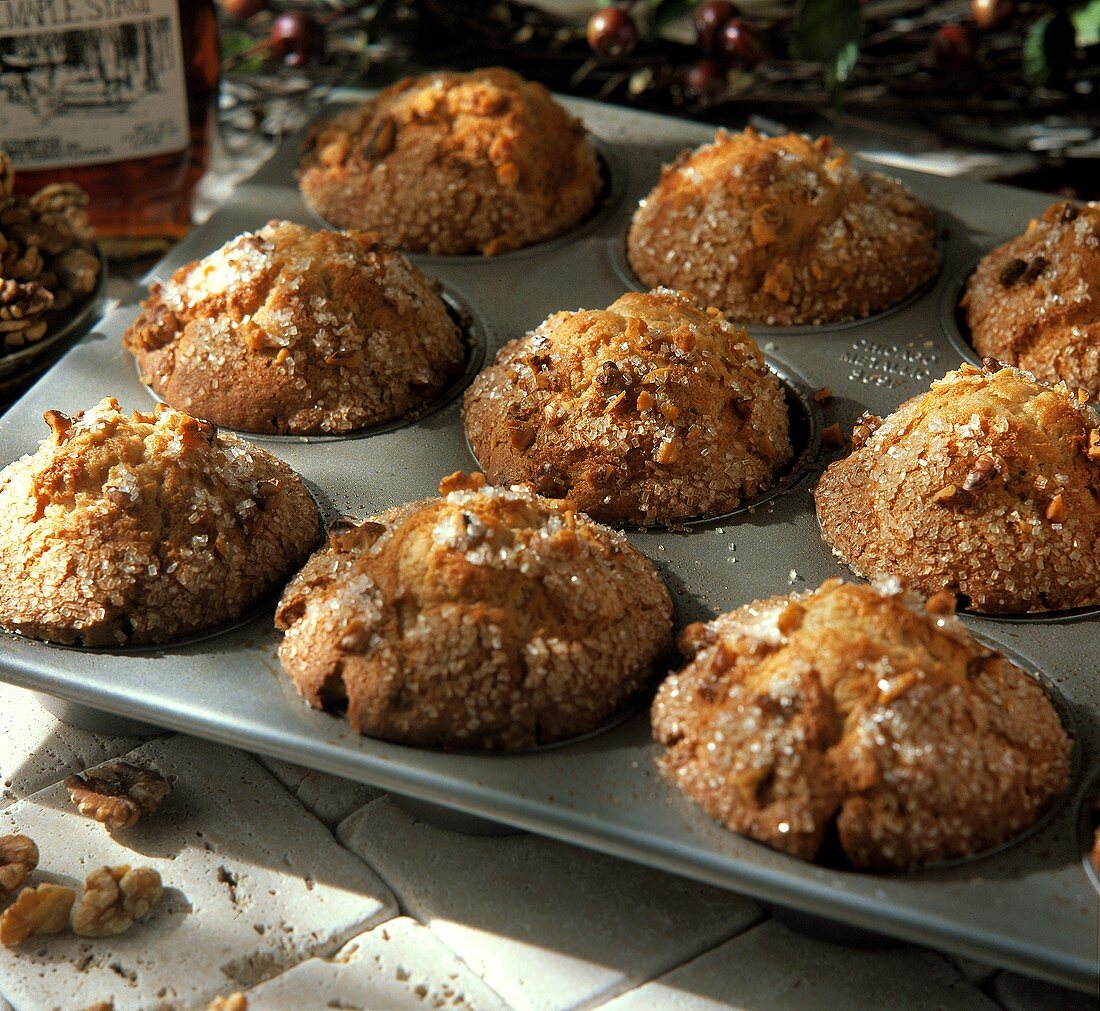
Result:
[0, 90, 1096, 993]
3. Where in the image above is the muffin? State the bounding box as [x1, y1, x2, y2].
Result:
[0, 398, 320, 646]
[652, 578, 1071, 869]
[464, 288, 792, 525]
[123, 220, 464, 435]
[275, 472, 673, 750]
[963, 200, 1100, 398]
[298, 68, 602, 256]
[627, 129, 939, 326]
[815, 360, 1100, 613]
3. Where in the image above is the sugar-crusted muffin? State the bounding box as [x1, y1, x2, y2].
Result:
[627, 129, 939, 326]
[815, 360, 1100, 613]
[123, 220, 464, 435]
[652, 578, 1070, 869]
[463, 288, 792, 525]
[963, 200, 1100, 398]
[0, 399, 320, 646]
[275, 472, 673, 750]
[298, 67, 602, 256]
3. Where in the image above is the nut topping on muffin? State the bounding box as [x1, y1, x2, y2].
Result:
[627, 129, 939, 326]
[298, 67, 602, 256]
[464, 288, 792, 525]
[0, 398, 320, 646]
[652, 578, 1071, 868]
[963, 200, 1100, 399]
[276, 473, 672, 750]
[124, 220, 464, 435]
[815, 360, 1100, 613]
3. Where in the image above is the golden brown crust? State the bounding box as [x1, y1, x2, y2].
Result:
[963, 201, 1100, 397]
[815, 361, 1100, 613]
[298, 67, 602, 256]
[276, 473, 673, 750]
[463, 288, 792, 524]
[651, 578, 1071, 869]
[123, 220, 463, 435]
[0, 398, 320, 646]
[627, 129, 939, 326]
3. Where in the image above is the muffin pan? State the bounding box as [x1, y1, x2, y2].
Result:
[0, 91, 1095, 992]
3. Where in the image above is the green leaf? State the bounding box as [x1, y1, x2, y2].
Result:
[1024, 15, 1052, 86]
[649, 0, 695, 32]
[1024, 12, 1077, 86]
[1072, 0, 1100, 47]
[793, 0, 863, 95]
[219, 30, 255, 61]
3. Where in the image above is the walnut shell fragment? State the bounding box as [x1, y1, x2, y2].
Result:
[0, 883, 76, 946]
[65, 762, 171, 830]
[0, 833, 38, 899]
[70, 865, 163, 937]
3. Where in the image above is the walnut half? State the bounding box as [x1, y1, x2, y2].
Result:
[0, 883, 76, 946]
[71, 865, 163, 937]
[65, 761, 171, 830]
[207, 994, 249, 1011]
[0, 834, 39, 899]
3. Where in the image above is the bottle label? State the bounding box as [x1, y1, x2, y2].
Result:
[0, 0, 190, 170]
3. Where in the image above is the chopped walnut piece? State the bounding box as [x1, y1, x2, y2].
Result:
[438, 470, 487, 496]
[998, 257, 1027, 286]
[366, 116, 396, 159]
[70, 865, 163, 937]
[0, 834, 38, 899]
[812, 387, 832, 404]
[924, 590, 958, 615]
[208, 994, 248, 1011]
[1087, 429, 1100, 462]
[0, 883, 76, 946]
[957, 362, 982, 376]
[821, 423, 844, 446]
[655, 436, 681, 465]
[64, 761, 171, 830]
[932, 484, 958, 505]
[1046, 494, 1066, 523]
[775, 601, 806, 636]
[962, 453, 999, 492]
[850, 411, 882, 449]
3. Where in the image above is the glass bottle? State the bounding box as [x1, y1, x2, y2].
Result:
[1, 0, 221, 260]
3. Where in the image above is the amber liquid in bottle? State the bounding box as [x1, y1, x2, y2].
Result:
[5, 0, 220, 261]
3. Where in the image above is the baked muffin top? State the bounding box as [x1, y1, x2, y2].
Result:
[963, 200, 1100, 397]
[464, 288, 792, 524]
[627, 129, 939, 326]
[0, 398, 320, 646]
[815, 360, 1100, 613]
[652, 578, 1070, 869]
[123, 220, 464, 435]
[298, 67, 602, 256]
[275, 472, 673, 750]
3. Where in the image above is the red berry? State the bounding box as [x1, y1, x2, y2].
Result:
[693, 1, 740, 56]
[269, 11, 325, 68]
[220, 0, 266, 20]
[721, 19, 765, 70]
[970, 0, 1013, 30]
[931, 24, 977, 74]
[685, 58, 726, 100]
[586, 7, 639, 60]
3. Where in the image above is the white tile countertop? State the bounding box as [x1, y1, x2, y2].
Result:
[1, 680, 1095, 1011]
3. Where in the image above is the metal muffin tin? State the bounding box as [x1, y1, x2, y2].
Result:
[0, 91, 1096, 993]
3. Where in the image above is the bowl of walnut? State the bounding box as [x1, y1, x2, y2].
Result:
[0, 152, 105, 393]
